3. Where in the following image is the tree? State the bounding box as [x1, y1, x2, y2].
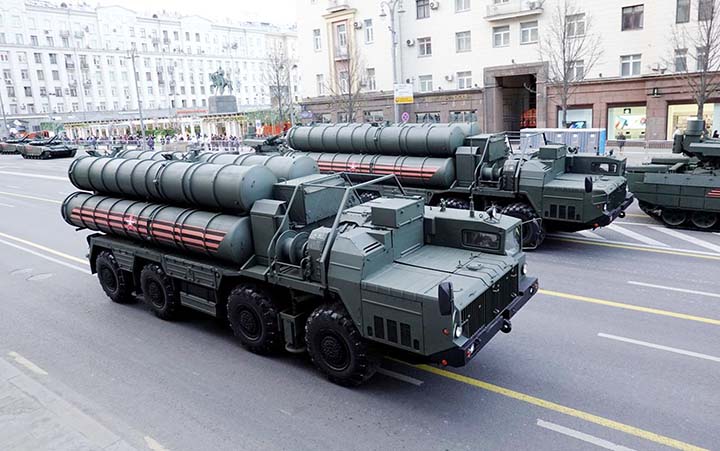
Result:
[669, 0, 720, 120]
[263, 46, 293, 124]
[537, 0, 603, 127]
[325, 39, 367, 122]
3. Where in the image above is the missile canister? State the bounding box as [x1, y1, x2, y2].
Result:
[62, 192, 253, 265]
[299, 152, 456, 189]
[115, 149, 169, 160]
[195, 152, 319, 181]
[286, 123, 466, 157]
[68, 156, 277, 213]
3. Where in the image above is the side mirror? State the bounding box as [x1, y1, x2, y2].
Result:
[584, 176, 593, 194]
[438, 281, 454, 316]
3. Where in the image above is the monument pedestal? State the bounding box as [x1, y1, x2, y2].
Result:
[208, 95, 238, 114]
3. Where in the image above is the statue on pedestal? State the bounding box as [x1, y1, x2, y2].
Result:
[210, 68, 233, 96]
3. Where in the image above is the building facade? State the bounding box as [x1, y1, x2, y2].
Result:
[298, 0, 720, 144]
[0, 0, 299, 137]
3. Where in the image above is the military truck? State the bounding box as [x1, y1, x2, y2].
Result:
[627, 119, 719, 229]
[62, 156, 537, 386]
[286, 123, 634, 248]
[20, 135, 77, 159]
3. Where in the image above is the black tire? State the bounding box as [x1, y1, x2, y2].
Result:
[95, 251, 133, 304]
[227, 284, 283, 354]
[305, 303, 378, 387]
[661, 209, 687, 227]
[445, 198, 470, 210]
[140, 264, 180, 320]
[41, 151, 50, 160]
[502, 203, 545, 248]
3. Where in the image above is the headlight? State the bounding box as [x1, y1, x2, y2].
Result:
[522, 263, 528, 275]
[454, 326, 463, 338]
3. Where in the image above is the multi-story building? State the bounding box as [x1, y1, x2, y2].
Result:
[298, 0, 720, 144]
[0, 0, 298, 137]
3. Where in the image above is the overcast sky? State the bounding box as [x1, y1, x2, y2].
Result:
[93, 0, 298, 26]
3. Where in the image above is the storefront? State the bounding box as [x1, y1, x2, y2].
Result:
[608, 105, 647, 141]
[666, 103, 719, 138]
[557, 108, 593, 128]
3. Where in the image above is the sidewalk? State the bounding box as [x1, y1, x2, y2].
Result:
[0, 355, 138, 451]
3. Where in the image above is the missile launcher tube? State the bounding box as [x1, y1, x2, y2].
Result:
[286, 123, 466, 157]
[68, 156, 277, 213]
[115, 149, 169, 160]
[195, 152, 319, 181]
[62, 192, 253, 265]
[299, 152, 456, 189]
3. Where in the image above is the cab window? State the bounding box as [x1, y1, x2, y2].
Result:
[462, 230, 501, 250]
[591, 163, 618, 174]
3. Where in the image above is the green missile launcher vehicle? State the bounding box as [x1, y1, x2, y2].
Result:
[627, 119, 719, 229]
[286, 123, 634, 248]
[63, 157, 538, 386]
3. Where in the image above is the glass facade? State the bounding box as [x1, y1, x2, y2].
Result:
[666, 103, 718, 139]
[608, 105, 646, 140]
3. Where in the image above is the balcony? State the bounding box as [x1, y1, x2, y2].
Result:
[327, 0, 351, 13]
[334, 46, 349, 60]
[485, 0, 543, 21]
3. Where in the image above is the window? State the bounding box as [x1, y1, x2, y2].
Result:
[699, 0, 714, 20]
[30, 35, 38, 46]
[417, 112, 441, 123]
[620, 54, 641, 76]
[462, 230, 500, 251]
[17, 52, 27, 63]
[316, 74, 324, 95]
[457, 71, 472, 89]
[0, 34, 5, 44]
[20, 70, 29, 80]
[34, 53, 42, 64]
[567, 14, 586, 37]
[364, 19, 374, 43]
[6, 86, 14, 97]
[366, 68, 376, 90]
[419, 75, 433, 92]
[676, 0, 690, 23]
[195, 33, 200, 42]
[364, 110, 384, 122]
[571, 60, 584, 80]
[520, 21, 538, 44]
[697, 47, 708, 70]
[27, 104, 35, 113]
[418, 37, 432, 56]
[622, 5, 644, 30]
[16, 34, 23, 45]
[336, 23, 347, 48]
[493, 26, 510, 47]
[313, 29, 321, 51]
[24, 86, 33, 96]
[36, 70, 44, 81]
[0, 52, 7, 62]
[46, 36, 54, 46]
[337, 112, 349, 122]
[52, 70, 59, 80]
[49, 53, 57, 64]
[455, 0, 470, 12]
[456, 31, 471, 52]
[417, 0, 430, 19]
[339, 70, 349, 93]
[675, 49, 688, 72]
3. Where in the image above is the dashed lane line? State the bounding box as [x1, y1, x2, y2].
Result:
[0, 231, 87, 265]
[145, 436, 172, 451]
[0, 190, 62, 204]
[577, 230, 606, 240]
[0, 170, 67, 181]
[8, 351, 48, 376]
[598, 333, 720, 363]
[627, 281, 720, 299]
[537, 419, 637, 451]
[650, 226, 720, 253]
[377, 368, 424, 386]
[0, 201, 15, 208]
[0, 238, 90, 273]
[548, 236, 720, 261]
[606, 224, 669, 247]
[404, 363, 707, 451]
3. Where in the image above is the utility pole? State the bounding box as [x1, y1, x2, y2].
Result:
[380, 0, 405, 124]
[0, 86, 9, 139]
[127, 48, 147, 145]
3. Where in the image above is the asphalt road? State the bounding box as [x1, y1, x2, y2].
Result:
[0, 154, 718, 451]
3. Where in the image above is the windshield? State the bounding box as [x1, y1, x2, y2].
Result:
[505, 226, 521, 255]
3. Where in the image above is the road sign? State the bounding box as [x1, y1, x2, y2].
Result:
[401, 111, 410, 123]
[394, 84, 414, 104]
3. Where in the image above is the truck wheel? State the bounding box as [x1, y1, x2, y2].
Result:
[227, 284, 282, 354]
[502, 203, 545, 248]
[95, 251, 133, 304]
[140, 264, 180, 320]
[305, 304, 378, 386]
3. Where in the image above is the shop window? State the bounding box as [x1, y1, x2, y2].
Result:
[558, 108, 592, 128]
[363, 110, 384, 122]
[621, 5, 644, 31]
[608, 106, 646, 140]
[667, 103, 716, 139]
[676, 0, 690, 23]
[450, 110, 477, 122]
[416, 112, 441, 123]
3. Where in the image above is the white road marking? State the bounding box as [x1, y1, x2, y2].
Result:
[144, 436, 171, 451]
[0, 170, 67, 181]
[598, 333, 720, 363]
[0, 231, 88, 264]
[607, 224, 668, 247]
[0, 201, 15, 208]
[8, 351, 49, 376]
[651, 226, 720, 253]
[0, 237, 90, 273]
[549, 233, 720, 257]
[0, 190, 62, 204]
[377, 368, 424, 386]
[577, 230, 606, 240]
[536, 419, 636, 451]
[627, 280, 720, 299]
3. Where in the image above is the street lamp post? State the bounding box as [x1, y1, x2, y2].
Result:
[380, 0, 405, 124]
[126, 48, 147, 146]
[0, 84, 9, 139]
[288, 64, 298, 125]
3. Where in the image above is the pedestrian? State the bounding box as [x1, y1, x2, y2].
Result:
[713, 130, 719, 139]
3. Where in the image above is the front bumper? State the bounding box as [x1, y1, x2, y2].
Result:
[429, 276, 539, 367]
[594, 192, 635, 228]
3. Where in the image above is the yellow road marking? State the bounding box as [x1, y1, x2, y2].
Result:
[0, 231, 87, 265]
[0, 190, 62, 204]
[539, 289, 720, 326]
[551, 237, 720, 261]
[409, 363, 707, 451]
[625, 213, 650, 218]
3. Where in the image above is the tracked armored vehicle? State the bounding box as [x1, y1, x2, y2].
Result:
[63, 156, 537, 386]
[627, 119, 719, 229]
[20, 135, 77, 159]
[286, 123, 634, 248]
[0, 135, 30, 154]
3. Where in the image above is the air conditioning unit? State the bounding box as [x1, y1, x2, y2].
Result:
[353, 21, 363, 30]
[430, 1, 439, 9]
[406, 39, 415, 47]
[445, 74, 454, 81]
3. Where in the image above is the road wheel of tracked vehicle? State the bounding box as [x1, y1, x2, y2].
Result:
[305, 303, 378, 386]
[661, 209, 687, 227]
[227, 284, 283, 354]
[690, 211, 718, 230]
[140, 264, 181, 321]
[95, 251, 133, 304]
[41, 151, 50, 159]
[502, 203, 545, 248]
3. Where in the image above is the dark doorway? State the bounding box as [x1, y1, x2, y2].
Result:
[497, 74, 536, 132]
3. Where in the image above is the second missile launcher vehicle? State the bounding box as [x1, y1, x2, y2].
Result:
[286, 123, 634, 248]
[62, 156, 537, 386]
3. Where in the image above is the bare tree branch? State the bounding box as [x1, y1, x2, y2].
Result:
[263, 45, 293, 124]
[324, 38, 367, 122]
